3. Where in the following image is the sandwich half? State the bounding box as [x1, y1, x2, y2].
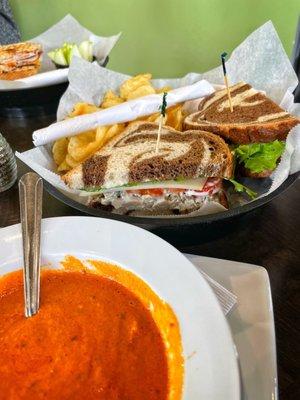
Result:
[63, 122, 233, 216]
[184, 82, 299, 177]
[0, 42, 42, 80]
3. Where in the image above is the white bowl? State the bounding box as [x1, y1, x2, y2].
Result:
[0, 216, 240, 399]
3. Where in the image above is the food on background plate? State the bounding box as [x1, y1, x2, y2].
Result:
[63, 122, 233, 216]
[184, 82, 299, 177]
[48, 40, 94, 67]
[0, 42, 42, 80]
[0, 257, 183, 400]
[52, 74, 180, 172]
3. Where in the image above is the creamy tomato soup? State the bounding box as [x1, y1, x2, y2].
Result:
[0, 258, 183, 400]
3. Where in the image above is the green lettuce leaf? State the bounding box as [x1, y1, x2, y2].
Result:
[227, 179, 257, 199]
[234, 141, 285, 173]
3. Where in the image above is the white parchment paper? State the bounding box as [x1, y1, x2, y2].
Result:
[0, 14, 121, 90]
[16, 21, 300, 217]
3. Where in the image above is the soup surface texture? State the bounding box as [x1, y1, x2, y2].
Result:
[0, 268, 170, 400]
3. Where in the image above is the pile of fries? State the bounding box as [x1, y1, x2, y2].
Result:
[53, 74, 185, 172]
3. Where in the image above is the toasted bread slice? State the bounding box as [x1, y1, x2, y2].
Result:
[63, 122, 233, 191]
[0, 42, 41, 54]
[184, 82, 299, 144]
[0, 63, 40, 80]
[0, 42, 42, 80]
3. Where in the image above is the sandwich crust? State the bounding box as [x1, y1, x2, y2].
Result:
[0, 64, 40, 80]
[184, 82, 299, 144]
[63, 122, 233, 190]
[0, 42, 42, 54]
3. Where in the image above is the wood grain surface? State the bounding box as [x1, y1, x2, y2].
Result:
[0, 113, 299, 400]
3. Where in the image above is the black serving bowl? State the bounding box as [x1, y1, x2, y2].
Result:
[44, 172, 299, 245]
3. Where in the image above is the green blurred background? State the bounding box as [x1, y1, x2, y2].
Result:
[10, 0, 299, 77]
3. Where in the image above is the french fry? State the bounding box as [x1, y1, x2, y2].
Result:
[69, 103, 100, 117]
[68, 131, 98, 162]
[52, 137, 69, 166]
[146, 113, 160, 123]
[166, 105, 183, 131]
[105, 124, 126, 141]
[95, 124, 125, 147]
[126, 85, 156, 100]
[156, 86, 172, 94]
[95, 126, 110, 145]
[120, 73, 152, 100]
[101, 90, 123, 108]
[65, 154, 80, 168]
[57, 159, 72, 172]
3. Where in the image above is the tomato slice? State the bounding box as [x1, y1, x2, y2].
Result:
[127, 188, 165, 196]
[202, 178, 221, 193]
[125, 178, 222, 197]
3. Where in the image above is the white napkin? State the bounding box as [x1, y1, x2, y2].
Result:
[0, 14, 121, 90]
[32, 79, 214, 146]
[199, 269, 237, 315]
[185, 254, 237, 316]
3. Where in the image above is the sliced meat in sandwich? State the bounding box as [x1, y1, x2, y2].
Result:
[0, 42, 42, 80]
[184, 82, 299, 177]
[63, 122, 233, 216]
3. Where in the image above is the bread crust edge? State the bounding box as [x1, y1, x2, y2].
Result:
[183, 115, 300, 144]
[0, 65, 40, 80]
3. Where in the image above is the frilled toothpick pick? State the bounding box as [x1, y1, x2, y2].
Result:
[221, 52, 233, 112]
[155, 92, 167, 154]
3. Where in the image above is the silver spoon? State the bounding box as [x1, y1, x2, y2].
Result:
[19, 172, 43, 318]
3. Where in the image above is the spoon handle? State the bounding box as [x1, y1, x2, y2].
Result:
[19, 172, 43, 318]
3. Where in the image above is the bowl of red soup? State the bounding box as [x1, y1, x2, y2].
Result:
[0, 216, 240, 399]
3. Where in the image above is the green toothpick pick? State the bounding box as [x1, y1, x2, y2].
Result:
[156, 92, 168, 153]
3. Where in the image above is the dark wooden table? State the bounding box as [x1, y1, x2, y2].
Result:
[0, 113, 299, 399]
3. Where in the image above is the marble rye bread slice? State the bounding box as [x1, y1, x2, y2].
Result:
[63, 122, 233, 191]
[184, 82, 299, 144]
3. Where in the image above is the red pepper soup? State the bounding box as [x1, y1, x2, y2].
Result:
[0, 262, 182, 400]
